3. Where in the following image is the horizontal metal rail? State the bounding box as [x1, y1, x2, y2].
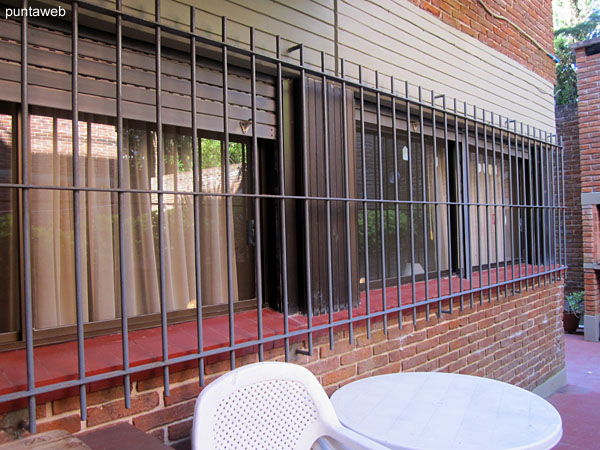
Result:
[0, 182, 565, 209]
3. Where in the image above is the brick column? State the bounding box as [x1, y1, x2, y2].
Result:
[555, 103, 583, 294]
[574, 38, 600, 342]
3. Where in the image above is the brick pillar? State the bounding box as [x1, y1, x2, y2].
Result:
[555, 103, 583, 294]
[574, 38, 600, 342]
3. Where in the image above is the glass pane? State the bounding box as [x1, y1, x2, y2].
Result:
[199, 138, 256, 304]
[356, 129, 448, 286]
[468, 145, 512, 268]
[0, 113, 19, 333]
[29, 112, 258, 328]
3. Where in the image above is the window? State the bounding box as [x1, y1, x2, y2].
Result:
[356, 130, 451, 286]
[351, 101, 551, 299]
[0, 105, 267, 340]
[0, 105, 19, 336]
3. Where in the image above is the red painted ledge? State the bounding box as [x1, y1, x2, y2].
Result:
[0, 264, 554, 412]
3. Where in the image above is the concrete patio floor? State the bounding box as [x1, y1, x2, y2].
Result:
[548, 332, 600, 449]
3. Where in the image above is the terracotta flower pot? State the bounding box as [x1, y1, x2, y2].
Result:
[563, 312, 580, 333]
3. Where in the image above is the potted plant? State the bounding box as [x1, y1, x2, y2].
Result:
[564, 291, 584, 333]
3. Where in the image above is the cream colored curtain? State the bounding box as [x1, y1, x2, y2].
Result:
[30, 116, 84, 328]
[30, 115, 240, 329]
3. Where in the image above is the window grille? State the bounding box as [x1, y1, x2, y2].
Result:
[0, 0, 565, 433]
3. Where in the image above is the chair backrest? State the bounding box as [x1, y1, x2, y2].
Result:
[191, 362, 342, 450]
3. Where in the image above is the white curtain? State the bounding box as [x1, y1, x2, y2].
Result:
[30, 115, 239, 329]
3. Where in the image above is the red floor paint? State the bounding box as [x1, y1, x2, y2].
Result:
[548, 333, 600, 450]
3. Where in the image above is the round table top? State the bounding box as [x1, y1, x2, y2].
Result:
[330, 372, 562, 450]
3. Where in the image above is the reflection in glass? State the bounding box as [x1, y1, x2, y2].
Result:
[28, 112, 256, 329]
[356, 131, 448, 288]
[0, 113, 19, 333]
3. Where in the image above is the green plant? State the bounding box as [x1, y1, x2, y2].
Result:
[553, 0, 600, 105]
[564, 291, 585, 317]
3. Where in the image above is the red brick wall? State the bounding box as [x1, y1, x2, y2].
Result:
[413, 0, 555, 82]
[575, 44, 600, 320]
[555, 103, 583, 294]
[2, 282, 564, 448]
[576, 48, 600, 195]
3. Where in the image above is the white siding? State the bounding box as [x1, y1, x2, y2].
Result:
[337, 0, 555, 132]
[98, 0, 556, 132]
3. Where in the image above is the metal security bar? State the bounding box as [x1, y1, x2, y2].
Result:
[0, 0, 566, 433]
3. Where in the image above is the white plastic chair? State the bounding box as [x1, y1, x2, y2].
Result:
[191, 361, 389, 450]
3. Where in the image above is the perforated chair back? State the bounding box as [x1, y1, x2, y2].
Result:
[191, 361, 388, 450]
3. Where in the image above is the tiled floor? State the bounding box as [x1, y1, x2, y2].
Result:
[548, 332, 600, 450]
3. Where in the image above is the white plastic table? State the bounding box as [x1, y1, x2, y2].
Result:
[330, 372, 562, 450]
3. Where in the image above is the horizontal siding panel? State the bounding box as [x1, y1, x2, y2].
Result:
[337, 29, 553, 130]
[348, 0, 552, 95]
[338, 0, 554, 129]
[338, 0, 553, 116]
[1, 0, 556, 133]
[337, 39, 553, 132]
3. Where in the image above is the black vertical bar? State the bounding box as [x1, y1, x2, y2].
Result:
[276, 37, 291, 360]
[534, 131, 541, 286]
[464, 102, 473, 309]
[71, 1, 87, 421]
[540, 130, 547, 285]
[520, 123, 529, 290]
[155, 0, 169, 394]
[392, 79, 403, 328]
[321, 52, 335, 349]
[499, 116, 508, 297]
[419, 87, 429, 319]
[21, 0, 36, 433]
[116, 0, 132, 403]
[359, 67, 371, 336]
[561, 136, 566, 274]
[442, 96, 453, 312]
[507, 120, 516, 292]
[527, 126, 535, 288]
[550, 135, 556, 280]
[341, 60, 354, 342]
[222, 18, 237, 368]
[550, 134, 557, 282]
[491, 113, 500, 298]
[558, 135, 563, 276]
[523, 125, 535, 289]
[375, 72, 388, 333]
[483, 110, 492, 300]
[432, 93, 442, 315]
[474, 106, 483, 304]
[454, 99, 463, 310]
[533, 132, 539, 286]
[250, 28, 265, 360]
[300, 45, 314, 354]
[552, 135, 557, 276]
[545, 131, 552, 283]
[190, 7, 205, 386]
[406, 81, 417, 325]
[514, 122, 522, 292]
